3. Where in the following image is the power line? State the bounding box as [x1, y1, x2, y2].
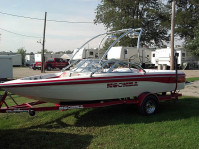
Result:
[47, 19, 93, 23]
[0, 27, 42, 38]
[0, 11, 93, 23]
[0, 11, 43, 21]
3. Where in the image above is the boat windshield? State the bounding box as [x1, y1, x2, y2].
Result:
[70, 59, 145, 74]
[71, 59, 102, 73]
[101, 60, 144, 73]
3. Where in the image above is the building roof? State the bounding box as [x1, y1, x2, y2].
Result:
[60, 54, 72, 59]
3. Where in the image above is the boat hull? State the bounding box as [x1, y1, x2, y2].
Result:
[1, 72, 185, 103]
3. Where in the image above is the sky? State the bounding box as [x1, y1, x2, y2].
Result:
[0, 0, 106, 53]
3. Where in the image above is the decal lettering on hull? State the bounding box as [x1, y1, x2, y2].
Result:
[6, 110, 29, 113]
[59, 105, 84, 110]
[107, 81, 138, 88]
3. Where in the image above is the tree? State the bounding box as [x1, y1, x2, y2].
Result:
[66, 50, 73, 54]
[185, 26, 199, 56]
[17, 48, 26, 65]
[167, 0, 199, 57]
[37, 49, 51, 54]
[172, 0, 199, 42]
[55, 51, 64, 54]
[94, 0, 170, 47]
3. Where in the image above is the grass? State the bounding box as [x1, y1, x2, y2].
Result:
[0, 94, 199, 149]
[186, 77, 199, 82]
[0, 77, 198, 148]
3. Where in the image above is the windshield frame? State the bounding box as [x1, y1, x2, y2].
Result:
[68, 59, 145, 76]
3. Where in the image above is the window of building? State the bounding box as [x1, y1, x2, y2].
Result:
[124, 49, 128, 54]
[175, 53, 179, 57]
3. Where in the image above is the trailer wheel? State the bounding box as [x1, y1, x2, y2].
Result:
[139, 95, 159, 115]
[29, 109, 35, 116]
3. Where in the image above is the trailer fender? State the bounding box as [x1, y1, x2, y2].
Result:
[137, 92, 158, 107]
[137, 92, 159, 115]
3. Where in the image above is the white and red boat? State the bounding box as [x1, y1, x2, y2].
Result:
[0, 59, 185, 103]
[0, 28, 186, 115]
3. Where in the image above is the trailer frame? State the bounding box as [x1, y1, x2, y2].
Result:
[0, 91, 182, 116]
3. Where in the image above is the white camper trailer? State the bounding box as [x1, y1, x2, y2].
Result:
[35, 54, 42, 62]
[25, 55, 35, 66]
[34, 53, 63, 62]
[0, 56, 13, 80]
[72, 48, 98, 60]
[151, 47, 199, 69]
[107, 46, 153, 67]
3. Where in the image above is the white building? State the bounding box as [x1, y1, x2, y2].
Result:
[11, 54, 22, 66]
[0, 53, 22, 66]
[0, 55, 13, 80]
[60, 54, 72, 60]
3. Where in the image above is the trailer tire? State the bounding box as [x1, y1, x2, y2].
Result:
[29, 109, 35, 116]
[139, 95, 159, 115]
[47, 65, 52, 71]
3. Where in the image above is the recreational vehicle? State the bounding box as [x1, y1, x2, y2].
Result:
[72, 48, 99, 60]
[107, 46, 154, 67]
[151, 47, 199, 69]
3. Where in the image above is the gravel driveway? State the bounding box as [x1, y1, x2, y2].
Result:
[180, 70, 199, 97]
[180, 81, 199, 97]
[13, 67, 60, 79]
[181, 70, 199, 78]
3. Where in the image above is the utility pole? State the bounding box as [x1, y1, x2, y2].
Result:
[170, 0, 175, 70]
[41, 12, 47, 73]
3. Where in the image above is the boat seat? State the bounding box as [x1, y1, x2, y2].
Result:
[112, 68, 134, 73]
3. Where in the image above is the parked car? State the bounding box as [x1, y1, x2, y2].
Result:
[32, 58, 69, 71]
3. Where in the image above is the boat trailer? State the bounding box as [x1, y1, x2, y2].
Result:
[0, 91, 182, 116]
